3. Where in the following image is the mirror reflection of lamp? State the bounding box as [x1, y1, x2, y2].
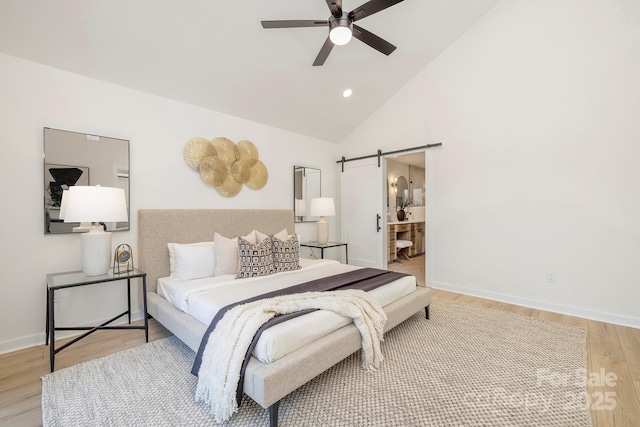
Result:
[295, 198, 307, 220]
[309, 197, 335, 245]
[63, 186, 128, 276]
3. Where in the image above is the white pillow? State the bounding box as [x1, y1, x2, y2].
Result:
[214, 231, 257, 276]
[167, 241, 214, 278]
[172, 242, 216, 281]
[254, 228, 289, 243]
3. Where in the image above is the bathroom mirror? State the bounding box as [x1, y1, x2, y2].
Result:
[408, 165, 425, 206]
[293, 165, 321, 223]
[44, 127, 130, 234]
[395, 175, 409, 207]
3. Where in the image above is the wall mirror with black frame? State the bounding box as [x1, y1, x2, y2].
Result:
[293, 165, 321, 223]
[44, 127, 130, 234]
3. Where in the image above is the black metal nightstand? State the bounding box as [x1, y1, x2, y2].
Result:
[45, 268, 148, 371]
[300, 241, 349, 264]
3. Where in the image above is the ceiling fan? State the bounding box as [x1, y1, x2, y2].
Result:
[261, 0, 405, 66]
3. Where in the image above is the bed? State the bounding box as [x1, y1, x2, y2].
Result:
[138, 209, 431, 426]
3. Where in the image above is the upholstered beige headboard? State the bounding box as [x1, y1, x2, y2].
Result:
[138, 209, 295, 295]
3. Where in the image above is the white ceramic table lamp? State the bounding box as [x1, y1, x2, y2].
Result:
[63, 186, 128, 276]
[309, 197, 335, 245]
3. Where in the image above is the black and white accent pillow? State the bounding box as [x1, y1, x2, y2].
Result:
[272, 234, 301, 273]
[236, 236, 275, 278]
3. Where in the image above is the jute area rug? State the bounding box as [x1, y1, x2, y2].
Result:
[42, 297, 592, 426]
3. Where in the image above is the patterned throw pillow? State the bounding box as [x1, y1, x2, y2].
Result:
[272, 234, 301, 273]
[236, 236, 275, 278]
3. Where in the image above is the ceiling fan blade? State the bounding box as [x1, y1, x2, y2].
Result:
[349, 0, 404, 22]
[325, 0, 343, 18]
[352, 25, 396, 55]
[261, 20, 328, 29]
[313, 37, 335, 66]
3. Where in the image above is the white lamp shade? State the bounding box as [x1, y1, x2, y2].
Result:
[309, 197, 335, 217]
[59, 189, 92, 232]
[63, 186, 128, 223]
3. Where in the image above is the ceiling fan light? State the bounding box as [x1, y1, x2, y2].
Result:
[330, 26, 352, 45]
[329, 13, 353, 46]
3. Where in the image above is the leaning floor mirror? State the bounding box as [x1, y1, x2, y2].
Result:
[44, 127, 130, 234]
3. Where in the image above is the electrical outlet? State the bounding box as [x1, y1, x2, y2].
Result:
[546, 272, 557, 284]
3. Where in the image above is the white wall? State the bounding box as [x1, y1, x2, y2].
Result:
[340, 0, 640, 327]
[0, 53, 340, 353]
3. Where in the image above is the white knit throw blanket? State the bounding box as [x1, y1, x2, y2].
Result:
[195, 289, 387, 423]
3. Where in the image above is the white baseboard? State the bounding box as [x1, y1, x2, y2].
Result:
[431, 281, 640, 329]
[0, 309, 145, 355]
[0, 334, 43, 355]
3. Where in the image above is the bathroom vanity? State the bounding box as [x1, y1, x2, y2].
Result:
[387, 219, 425, 263]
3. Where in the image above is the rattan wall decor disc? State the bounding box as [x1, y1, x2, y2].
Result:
[234, 140, 259, 167]
[184, 138, 217, 170]
[231, 160, 252, 183]
[184, 136, 268, 196]
[246, 160, 268, 190]
[215, 174, 243, 197]
[199, 156, 228, 187]
[211, 137, 237, 166]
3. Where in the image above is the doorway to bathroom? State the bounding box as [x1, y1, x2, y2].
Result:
[341, 148, 428, 287]
[385, 152, 426, 286]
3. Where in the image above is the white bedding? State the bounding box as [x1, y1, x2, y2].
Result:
[157, 258, 416, 363]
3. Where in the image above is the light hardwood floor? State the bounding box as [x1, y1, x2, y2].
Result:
[0, 319, 172, 426]
[388, 253, 426, 286]
[1, 285, 639, 426]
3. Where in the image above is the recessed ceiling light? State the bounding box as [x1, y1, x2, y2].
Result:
[343, 89, 353, 98]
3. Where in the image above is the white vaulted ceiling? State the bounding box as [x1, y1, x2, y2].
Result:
[0, 0, 500, 143]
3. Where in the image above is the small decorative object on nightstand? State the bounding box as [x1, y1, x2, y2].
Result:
[113, 243, 134, 274]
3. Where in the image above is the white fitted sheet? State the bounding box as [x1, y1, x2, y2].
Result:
[157, 258, 416, 363]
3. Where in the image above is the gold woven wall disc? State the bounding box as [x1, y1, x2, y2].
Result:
[199, 156, 228, 187]
[246, 160, 268, 190]
[234, 140, 259, 167]
[231, 160, 252, 183]
[184, 138, 217, 170]
[185, 135, 267, 197]
[211, 137, 237, 166]
[216, 175, 242, 197]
